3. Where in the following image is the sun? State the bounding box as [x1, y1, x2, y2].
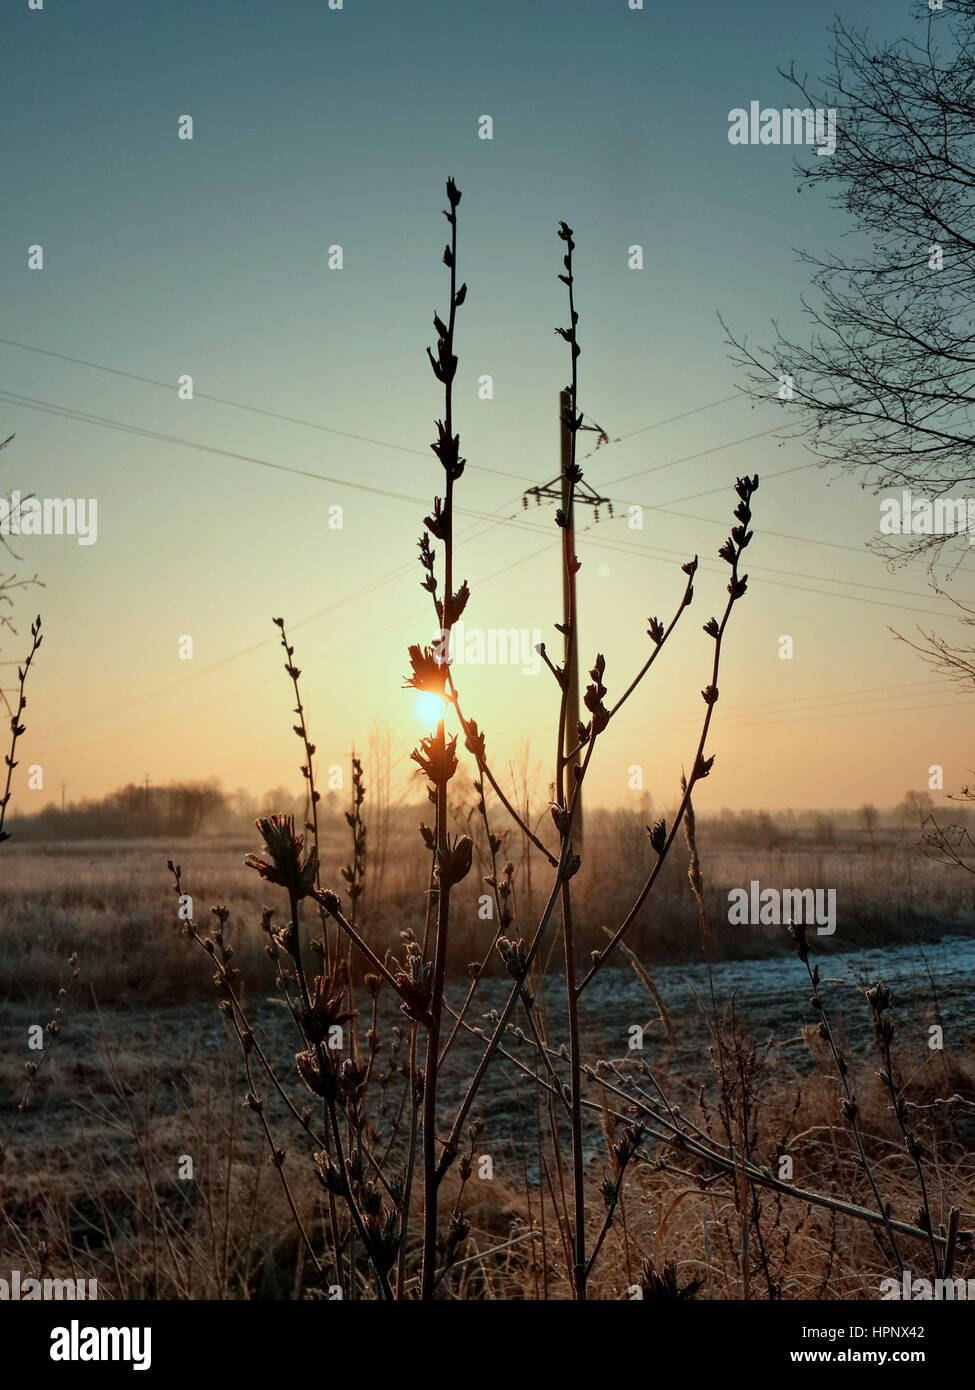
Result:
[413, 691, 448, 727]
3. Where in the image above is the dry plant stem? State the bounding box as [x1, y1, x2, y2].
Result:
[871, 991, 941, 1278]
[438, 842, 505, 1065]
[0, 949, 79, 1161]
[285, 881, 353, 1288]
[0, 614, 41, 844]
[276, 617, 330, 968]
[439, 1002, 656, 1140]
[797, 951, 905, 1269]
[520, 1001, 571, 1117]
[319, 899, 406, 998]
[212, 951, 327, 1145]
[561, 885, 584, 1298]
[91, 999, 192, 1295]
[553, 221, 587, 1299]
[436, 737, 596, 1180]
[461, 695, 581, 1262]
[683, 793, 769, 1294]
[584, 1151, 633, 1281]
[438, 922, 502, 1064]
[577, 500, 755, 996]
[420, 178, 463, 1303]
[345, 753, 367, 985]
[449, 684, 558, 868]
[607, 930, 677, 1048]
[325, 1095, 394, 1301]
[170, 875, 328, 1278]
[290, 879, 389, 1297]
[943, 1207, 962, 1280]
[563, 566, 695, 766]
[396, 1029, 421, 1300]
[174, 863, 385, 1295]
[439, 773, 516, 1068]
[421, 841, 451, 1300]
[591, 1058, 953, 1253]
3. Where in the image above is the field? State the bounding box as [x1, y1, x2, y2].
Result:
[2, 819, 973, 1300]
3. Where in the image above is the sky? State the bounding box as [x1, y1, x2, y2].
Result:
[1, 0, 971, 816]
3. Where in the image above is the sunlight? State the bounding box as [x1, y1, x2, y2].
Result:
[413, 691, 448, 727]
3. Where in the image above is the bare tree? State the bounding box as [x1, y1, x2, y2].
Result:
[898, 788, 936, 828]
[725, 5, 975, 682]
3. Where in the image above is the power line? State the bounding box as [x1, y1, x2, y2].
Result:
[602, 696, 973, 736]
[8, 338, 964, 584]
[31, 529, 556, 759]
[560, 525, 951, 609]
[617, 395, 741, 440]
[613, 677, 962, 719]
[636, 461, 820, 509]
[33, 508, 960, 764]
[0, 378, 860, 576]
[5, 380, 961, 757]
[5, 387, 941, 606]
[604, 423, 800, 487]
[0, 342, 799, 499]
[24, 473, 957, 754]
[1, 332, 748, 483]
[581, 393, 741, 458]
[0, 335, 534, 484]
[35, 489, 537, 740]
[0, 389, 450, 505]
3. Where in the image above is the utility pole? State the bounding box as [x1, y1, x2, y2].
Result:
[523, 389, 611, 846]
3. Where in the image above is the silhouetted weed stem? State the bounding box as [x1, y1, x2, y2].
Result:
[789, 924, 905, 1269]
[241, 824, 396, 1295]
[438, 778, 511, 1063]
[584, 1123, 642, 1280]
[0, 613, 41, 846]
[411, 175, 473, 1300]
[866, 981, 941, 1279]
[551, 219, 588, 1298]
[167, 862, 332, 1277]
[343, 753, 367, 968]
[578, 473, 759, 996]
[436, 728, 598, 1183]
[396, 1033, 422, 1301]
[450, 698, 558, 866]
[586, 1059, 950, 1251]
[562, 564, 697, 767]
[273, 616, 330, 969]
[0, 946, 79, 1167]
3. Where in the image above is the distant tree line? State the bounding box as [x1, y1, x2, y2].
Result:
[6, 777, 970, 844]
[7, 780, 335, 841]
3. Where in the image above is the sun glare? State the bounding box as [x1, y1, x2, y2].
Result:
[413, 691, 448, 727]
